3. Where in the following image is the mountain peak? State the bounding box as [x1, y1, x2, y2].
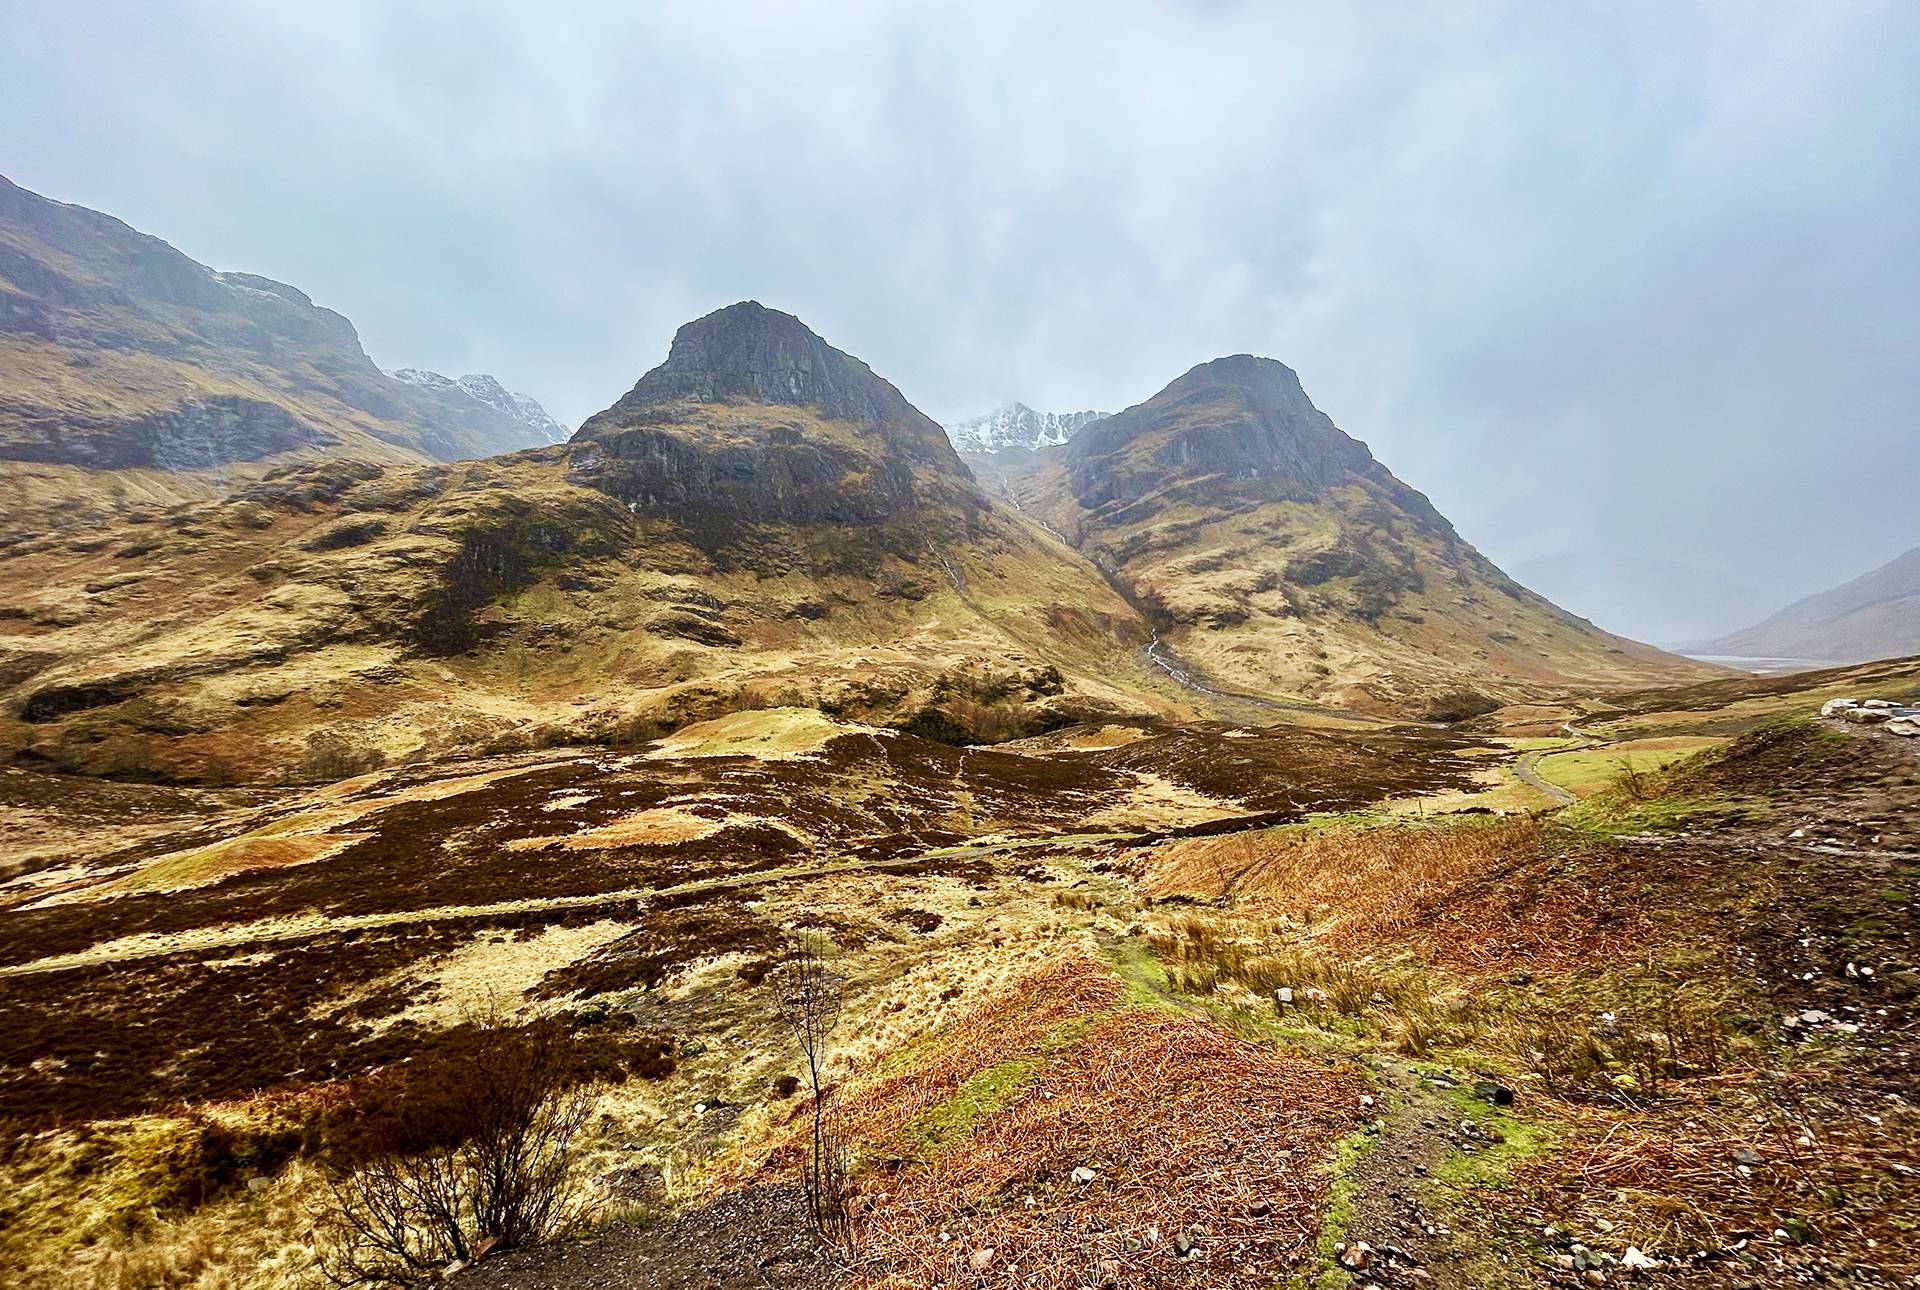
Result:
[943, 403, 1105, 455]
[589, 300, 910, 428]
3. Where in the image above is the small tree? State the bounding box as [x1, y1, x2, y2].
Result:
[772, 938, 850, 1244]
[318, 1019, 598, 1285]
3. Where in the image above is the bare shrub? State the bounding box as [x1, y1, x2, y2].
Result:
[294, 730, 386, 784]
[1612, 756, 1653, 801]
[316, 1019, 598, 1285]
[771, 938, 851, 1245]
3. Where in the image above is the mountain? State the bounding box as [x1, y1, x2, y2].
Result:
[1507, 552, 1777, 648]
[389, 369, 570, 444]
[944, 403, 1103, 455]
[983, 355, 1715, 716]
[1700, 544, 1920, 664]
[0, 175, 559, 530]
[0, 302, 1152, 781]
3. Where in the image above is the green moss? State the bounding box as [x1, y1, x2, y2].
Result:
[899, 1056, 1043, 1159]
[1288, 1125, 1373, 1290]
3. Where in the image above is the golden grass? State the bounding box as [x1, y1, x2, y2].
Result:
[1148, 817, 1543, 941]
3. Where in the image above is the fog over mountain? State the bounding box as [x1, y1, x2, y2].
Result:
[3, 2, 1914, 617]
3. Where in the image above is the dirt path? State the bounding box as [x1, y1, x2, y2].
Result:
[1512, 747, 1574, 806]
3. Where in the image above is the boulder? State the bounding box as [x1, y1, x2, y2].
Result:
[1888, 716, 1920, 738]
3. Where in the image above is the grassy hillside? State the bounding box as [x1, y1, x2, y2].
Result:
[988, 357, 1715, 717]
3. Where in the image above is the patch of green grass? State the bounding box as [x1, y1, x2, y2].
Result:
[1431, 1083, 1555, 1191]
[899, 1056, 1043, 1159]
[1557, 792, 1765, 836]
[1533, 740, 1722, 798]
[1287, 1124, 1375, 1290]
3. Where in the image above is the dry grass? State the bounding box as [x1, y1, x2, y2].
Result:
[1512, 1091, 1920, 1275]
[1149, 817, 1542, 939]
[833, 953, 1125, 1151]
[851, 1007, 1364, 1289]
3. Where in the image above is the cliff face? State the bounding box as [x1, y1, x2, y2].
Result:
[0, 175, 558, 522]
[572, 302, 982, 532]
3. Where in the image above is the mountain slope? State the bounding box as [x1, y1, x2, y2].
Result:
[988, 355, 1715, 716]
[944, 403, 1103, 455]
[0, 175, 558, 529]
[1700, 545, 1920, 663]
[0, 303, 1155, 781]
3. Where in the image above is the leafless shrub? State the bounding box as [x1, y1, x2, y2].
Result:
[771, 937, 851, 1245]
[294, 730, 386, 783]
[316, 1020, 598, 1285]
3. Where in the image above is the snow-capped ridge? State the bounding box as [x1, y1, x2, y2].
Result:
[388, 368, 570, 444]
[943, 402, 1103, 455]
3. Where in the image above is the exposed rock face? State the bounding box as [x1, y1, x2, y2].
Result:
[1703, 544, 1920, 665]
[0, 174, 560, 507]
[1064, 355, 1444, 530]
[944, 403, 1103, 455]
[572, 302, 981, 532]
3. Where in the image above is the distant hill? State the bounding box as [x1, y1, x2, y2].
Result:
[1701, 545, 1920, 664]
[943, 403, 1102, 455]
[0, 175, 559, 530]
[982, 355, 1715, 716]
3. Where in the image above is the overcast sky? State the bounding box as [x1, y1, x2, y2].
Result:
[4, 1, 1916, 639]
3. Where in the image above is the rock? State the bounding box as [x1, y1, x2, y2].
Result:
[1731, 1146, 1764, 1167]
[1621, 1247, 1658, 1270]
[1583, 1271, 1606, 1286]
[245, 1175, 272, 1193]
[1072, 1166, 1099, 1184]
[1888, 715, 1920, 737]
[1820, 699, 1858, 718]
[1275, 986, 1294, 1006]
[1173, 1231, 1196, 1257]
[1248, 1199, 1272, 1218]
[1800, 1009, 1832, 1025]
[1339, 1241, 1373, 1270]
[1473, 1079, 1515, 1107]
[969, 1246, 996, 1270]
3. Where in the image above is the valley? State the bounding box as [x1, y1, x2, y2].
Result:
[2, 659, 1917, 1289]
[0, 180, 1912, 1290]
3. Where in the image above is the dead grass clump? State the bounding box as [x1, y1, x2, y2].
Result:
[1517, 976, 1737, 1103]
[834, 953, 1125, 1151]
[1148, 818, 1542, 941]
[853, 1008, 1365, 1289]
[1512, 1094, 1920, 1273]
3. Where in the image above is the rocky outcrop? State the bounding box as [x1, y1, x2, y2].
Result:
[571, 302, 982, 533]
[0, 395, 334, 470]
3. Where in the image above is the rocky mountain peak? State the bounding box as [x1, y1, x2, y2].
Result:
[944, 402, 1105, 455]
[389, 368, 569, 444]
[1063, 353, 1451, 538]
[588, 301, 915, 430]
